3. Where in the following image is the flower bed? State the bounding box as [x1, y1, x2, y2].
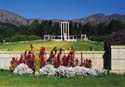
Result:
[14, 63, 107, 77]
[10, 45, 107, 77]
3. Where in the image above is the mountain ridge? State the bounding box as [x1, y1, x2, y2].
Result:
[73, 13, 125, 24]
[0, 9, 29, 26]
[0, 9, 125, 26]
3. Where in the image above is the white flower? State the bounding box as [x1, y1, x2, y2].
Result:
[74, 66, 83, 76]
[13, 63, 33, 75]
[39, 64, 57, 77]
[65, 67, 75, 78]
[87, 68, 99, 76]
[57, 66, 66, 77]
[81, 67, 89, 76]
[13, 63, 104, 77]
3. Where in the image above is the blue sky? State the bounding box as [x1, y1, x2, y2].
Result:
[0, 0, 125, 19]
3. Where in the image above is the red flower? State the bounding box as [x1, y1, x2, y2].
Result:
[62, 55, 68, 66]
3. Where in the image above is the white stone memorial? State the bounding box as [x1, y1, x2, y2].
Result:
[60, 22, 70, 41]
[44, 22, 88, 41]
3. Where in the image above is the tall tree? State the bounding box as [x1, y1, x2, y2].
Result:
[29, 19, 40, 35]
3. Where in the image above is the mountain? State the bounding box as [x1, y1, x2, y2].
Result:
[73, 13, 125, 24]
[0, 9, 125, 26]
[0, 9, 28, 26]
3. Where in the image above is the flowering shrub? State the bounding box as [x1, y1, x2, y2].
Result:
[39, 64, 57, 77]
[34, 56, 40, 72]
[87, 68, 98, 76]
[24, 54, 35, 71]
[13, 63, 33, 75]
[57, 66, 66, 77]
[10, 54, 35, 71]
[74, 66, 83, 76]
[9, 57, 20, 71]
[10, 46, 93, 72]
[65, 67, 75, 78]
[39, 47, 47, 67]
[39, 65, 101, 77]
[10, 45, 103, 77]
[81, 58, 92, 68]
[57, 66, 76, 78]
[72, 66, 97, 76]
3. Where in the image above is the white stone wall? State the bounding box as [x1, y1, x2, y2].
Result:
[75, 51, 104, 69]
[1, 46, 125, 74]
[111, 46, 125, 74]
[0, 51, 104, 70]
[0, 51, 21, 69]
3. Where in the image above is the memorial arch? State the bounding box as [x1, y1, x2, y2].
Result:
[44, 22, 88, 41]
[61, 22, 69, 41]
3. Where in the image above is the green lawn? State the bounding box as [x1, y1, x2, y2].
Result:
[0, 70, 125, 87]
[0, 41, 103, 51]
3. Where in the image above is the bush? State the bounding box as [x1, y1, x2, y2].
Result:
[89, 35, 111, 42]
[34, 56, 40, 72]
[111, 31, 125, 45]
[13, 63, 33, 75]
[4, 35, 41, 42]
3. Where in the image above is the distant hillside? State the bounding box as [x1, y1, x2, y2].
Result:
[73, 14, 125, 24]
[0, 9, 125, 26]
[0, 9, 28, 26]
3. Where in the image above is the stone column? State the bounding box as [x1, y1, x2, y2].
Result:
[60, 22, 69, 41]
[61, 22, 62, 40]
[68, 22, 70, 39]
[66, 23, 67, 39]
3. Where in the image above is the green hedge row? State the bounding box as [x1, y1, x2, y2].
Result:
[0, 35, 41, 42]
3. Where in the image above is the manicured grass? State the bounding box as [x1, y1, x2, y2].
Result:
[0, 70, 125, 87]
[0, 41, 103, 51]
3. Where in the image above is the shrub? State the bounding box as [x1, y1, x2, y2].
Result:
[111, 31, 125, 45]
[34, 56, 40, 72]
[10, 46, 94, 76]
[80, 58, 92, 68]
[13, 63, 33, 75]
[9, 57, 19, 71]
[89, 35, 111, 42]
